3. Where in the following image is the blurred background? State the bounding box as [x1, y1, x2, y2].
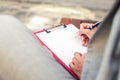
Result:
[0, 0, 114, 31]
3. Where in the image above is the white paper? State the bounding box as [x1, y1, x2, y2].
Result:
[36, 24, 87, 67]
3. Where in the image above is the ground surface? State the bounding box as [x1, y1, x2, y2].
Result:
[0, 0, 114, 31]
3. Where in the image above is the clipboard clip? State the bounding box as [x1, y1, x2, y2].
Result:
[43, 24, 67, 33]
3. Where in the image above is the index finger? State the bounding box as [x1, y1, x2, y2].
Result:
[80, 23, 93, 30]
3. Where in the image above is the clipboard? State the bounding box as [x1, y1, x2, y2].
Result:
[34, 24, 87, 80]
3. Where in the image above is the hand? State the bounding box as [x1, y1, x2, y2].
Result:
[79, 23, 97, 46]
[69, 52, 86, 78]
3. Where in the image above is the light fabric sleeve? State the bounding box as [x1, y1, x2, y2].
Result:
[0, 15, 75, 80]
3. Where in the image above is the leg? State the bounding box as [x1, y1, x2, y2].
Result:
[0, 15, 75, 80]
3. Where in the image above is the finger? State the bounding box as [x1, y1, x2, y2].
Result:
[69, 62, 75, 70]
[69, 61, 80, 72]
[80, 34, 85, 41]
[71, 57, 78, 66]
[79, 23, 88, 35]
[80, 23, 93, 29]
[80, 23, 86, 29]
[80, 23, 94, 38]
[74, 52, 84, 63]
[82, 36, 89, 46]
[74, 52, 82, 56]
[80, 23, 88, 29]
[79, 29, 90, 38]
[79, 34, 87, 46]
[80, 34, 89, 46]
[74, 53, 86, 62]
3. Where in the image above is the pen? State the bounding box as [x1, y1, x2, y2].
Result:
[87, 20, 103, 30]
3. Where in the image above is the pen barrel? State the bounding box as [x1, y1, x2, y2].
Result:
[88, 20, 103, 30]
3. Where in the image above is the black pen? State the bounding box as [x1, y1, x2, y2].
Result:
[87, 20, 103, 30]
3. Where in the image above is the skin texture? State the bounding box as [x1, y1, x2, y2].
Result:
[79, 23, 97, 46]
[69, 52, 86, 78]
[69, 23, 97, 78]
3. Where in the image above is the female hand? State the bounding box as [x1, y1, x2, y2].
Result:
[79, 23, 97, 46]
[69, 52, 86, 78]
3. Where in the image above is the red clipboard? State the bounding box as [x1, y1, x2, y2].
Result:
[34, 24, 87, 80]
